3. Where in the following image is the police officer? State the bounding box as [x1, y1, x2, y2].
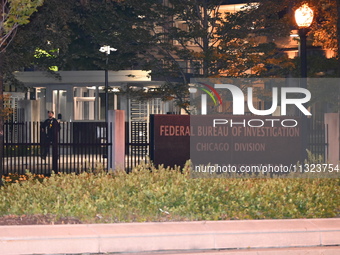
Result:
[41, 111, 60, 160]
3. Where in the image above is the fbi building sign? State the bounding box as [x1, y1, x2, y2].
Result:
[151, 78, 311, 168]
[150, 78, 309, 168]
[150, 114, 301, 168]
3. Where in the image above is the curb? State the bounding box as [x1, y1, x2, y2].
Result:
[0, 218, 339, 254]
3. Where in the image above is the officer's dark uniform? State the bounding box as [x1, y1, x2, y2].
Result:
[41, 111, 60, 159]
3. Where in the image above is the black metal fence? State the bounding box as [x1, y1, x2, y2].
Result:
[125, 122, 149, 172]
[3, 122, 111, 175]
[2, 117, 329, 175]
[308, 117, 328, 160]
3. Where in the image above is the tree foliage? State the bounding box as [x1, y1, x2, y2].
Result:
[6, 0, 340, 77]
[3, 0, 340, 111]
[0, 0, 44, 185]
[6, 0, 154, 72]
[0, 0, 44, 52]
[121, 0, 299, 110]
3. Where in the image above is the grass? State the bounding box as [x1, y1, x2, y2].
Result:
[0, 162, 339, 223]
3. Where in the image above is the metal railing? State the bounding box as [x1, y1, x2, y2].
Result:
[3, 122, 111, 175]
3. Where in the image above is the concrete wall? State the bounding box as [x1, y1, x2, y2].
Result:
[325, 113, 340, 165]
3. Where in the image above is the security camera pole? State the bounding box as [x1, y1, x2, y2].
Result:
[99, 46, 117, 122]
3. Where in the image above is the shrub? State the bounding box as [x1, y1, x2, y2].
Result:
[0, 163, 339, 223]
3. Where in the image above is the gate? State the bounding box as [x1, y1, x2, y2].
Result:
[3, 121, 111, 175]
[125, 122, 149, 172]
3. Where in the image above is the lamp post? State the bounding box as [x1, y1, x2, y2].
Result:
[295, 4, 313, 164]
[99, 45, 117, 121]
[295, 3, 314, 79]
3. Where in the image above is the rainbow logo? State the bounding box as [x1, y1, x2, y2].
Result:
[190, 82, 223, 106]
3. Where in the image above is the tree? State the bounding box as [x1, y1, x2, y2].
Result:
[211, 0, 339, 116]
[5, 0, 339, 113]
[118, 0, 238, 111]
[0, 0, 44, 184]
[258, 0, 339, 118]
[120, 0, 299, 112]
[5, 0, 155, 73]
[1, 0, 44, 52]
[5, 0, 297, 113]
[303, 0, 339, 75]
[248, 0, 340, 77]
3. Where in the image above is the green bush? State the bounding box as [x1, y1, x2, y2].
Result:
[0, 162, 339, 223]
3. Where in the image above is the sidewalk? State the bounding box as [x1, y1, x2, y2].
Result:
[0, 218, 339, 255]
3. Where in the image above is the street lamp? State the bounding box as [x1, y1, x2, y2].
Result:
[99, 45, 117, 121]
[295, 4, 313, 165]
[295, 3, 314, 78]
